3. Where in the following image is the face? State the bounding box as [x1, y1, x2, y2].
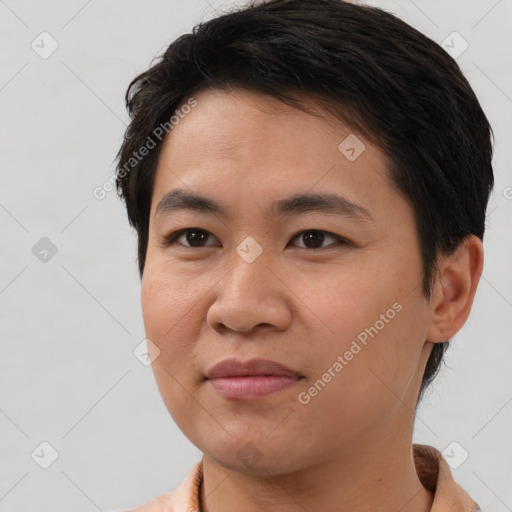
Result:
[141, 88, 434, 474]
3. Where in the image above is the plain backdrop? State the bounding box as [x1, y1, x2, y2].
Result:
[1, 0, 511, 510]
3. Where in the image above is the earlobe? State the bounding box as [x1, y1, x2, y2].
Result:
[425, 235, 484, 343]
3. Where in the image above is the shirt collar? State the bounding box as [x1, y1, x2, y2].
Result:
[413, 444, 482, 512]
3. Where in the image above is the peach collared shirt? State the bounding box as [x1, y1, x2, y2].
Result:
[124, 444, 482, 512]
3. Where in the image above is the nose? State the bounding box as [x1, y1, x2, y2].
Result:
[206, 253, 292, 335]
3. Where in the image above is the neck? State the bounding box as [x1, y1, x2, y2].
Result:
[199, 434, 434, 512]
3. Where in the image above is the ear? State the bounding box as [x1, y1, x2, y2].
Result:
[425, 235, 484, 343]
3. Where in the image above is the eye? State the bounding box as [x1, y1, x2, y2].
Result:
[289, 229, 349, 250]
[161, 228, 219, 248]
[160, 228, 349, 250]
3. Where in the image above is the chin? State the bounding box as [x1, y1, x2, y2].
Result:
[199, 432, 312, 475]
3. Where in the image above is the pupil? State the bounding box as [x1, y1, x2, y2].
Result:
[187, 229, 207, 246]
[303, 230, 324, 248]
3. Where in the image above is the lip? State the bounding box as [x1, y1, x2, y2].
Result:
[205, 358, 303, 400]
[205, 358, 302, 379]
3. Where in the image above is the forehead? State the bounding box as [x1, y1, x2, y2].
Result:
[151, 88, 399, 220]
[165, 88, 360, 161]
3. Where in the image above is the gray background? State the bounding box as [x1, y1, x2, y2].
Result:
[0, 0, 511, 510]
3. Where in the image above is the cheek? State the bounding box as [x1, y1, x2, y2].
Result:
[141, 263, 201, 366]
[304, 261, 399, 341]
[299, 260, 427, 425]
[141, 264, 206, 432]
[296, 312, 423, 451]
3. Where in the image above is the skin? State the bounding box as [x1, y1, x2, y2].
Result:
[140, 88, 483, 512]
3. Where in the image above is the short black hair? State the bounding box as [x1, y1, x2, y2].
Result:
[115, 0, 494, 401]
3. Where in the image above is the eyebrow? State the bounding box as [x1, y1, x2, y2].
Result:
[155, 188, 373, 222]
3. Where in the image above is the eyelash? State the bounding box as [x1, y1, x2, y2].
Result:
[160, 228, 351, 251]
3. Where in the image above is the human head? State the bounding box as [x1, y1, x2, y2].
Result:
[115, 0, 493, 406]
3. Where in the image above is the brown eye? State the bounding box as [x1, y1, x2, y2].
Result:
[161, 228, 349, 250]
[290, 230, 348, 250]
[162, 228, 218, 248]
